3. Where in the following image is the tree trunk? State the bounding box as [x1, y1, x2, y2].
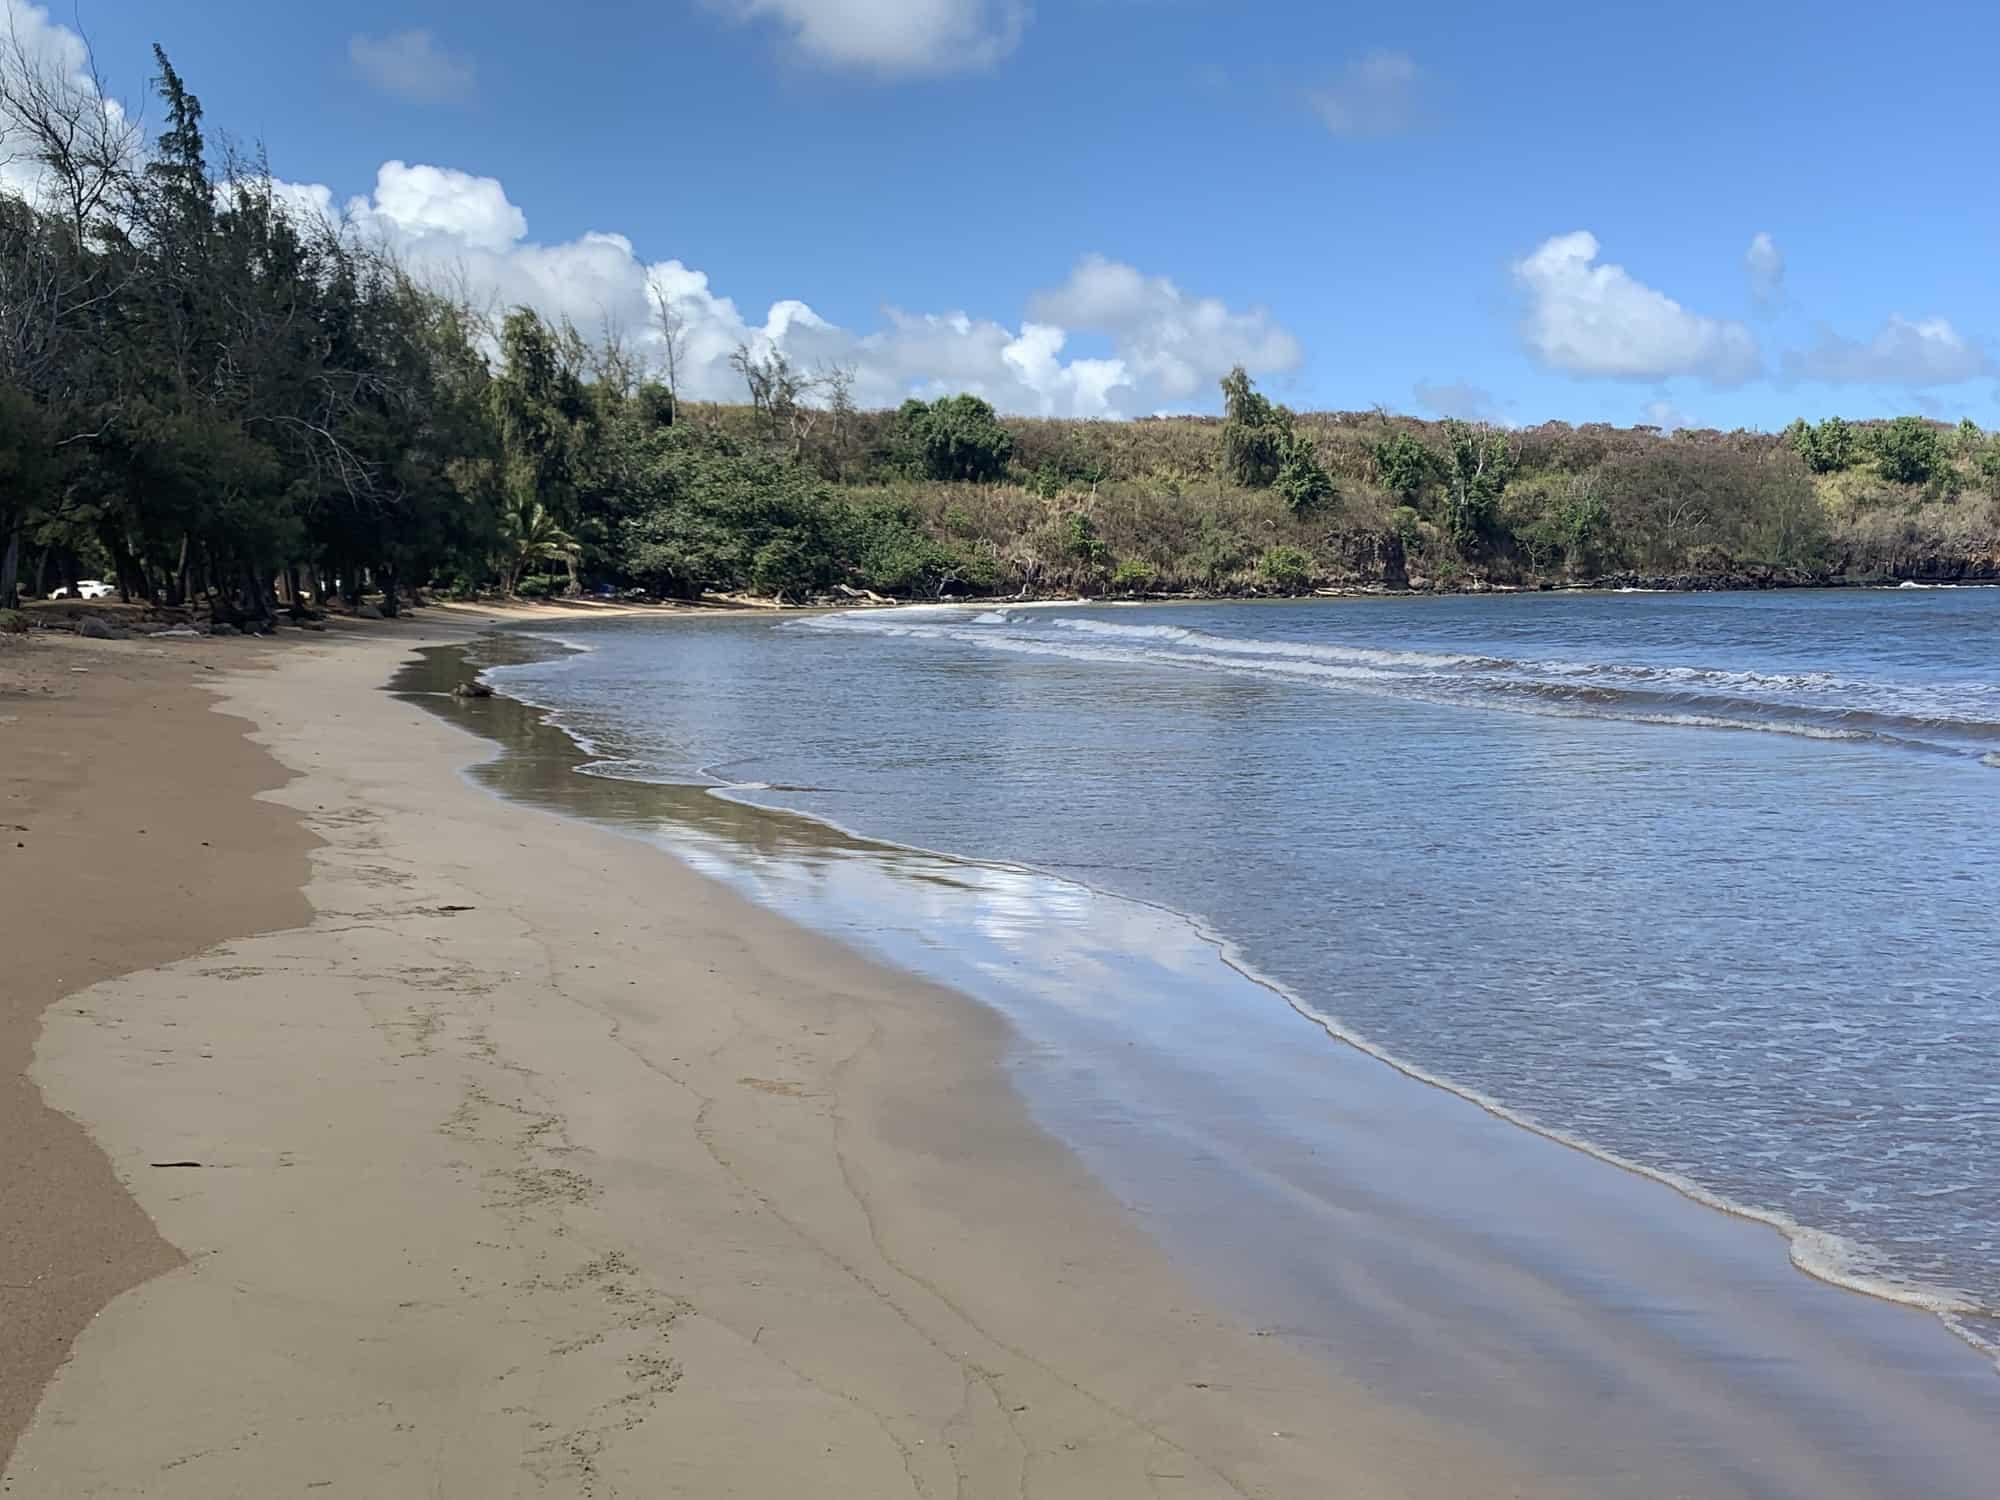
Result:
[169, 534, 191, 607]
[379, 561, 399, 618]
[244, 566, 274, 626]
[107, 536, 137, 603]
[0, 529, 20, 610]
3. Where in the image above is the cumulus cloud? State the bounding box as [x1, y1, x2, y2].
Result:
[0, 0, 133, 202]
[1784, 315, 1992, 387]
[1512, 231, 1761, 385]
[289, 161, 1297, 417]
[1640, 398, 1692, 432]
[348, 29, 476, 104]
[1412, 378, 1506, 423]
[1308, 50, 1424, 137]
[354, 161, 526, 251]
[1025, 254, 1302, 403]
[707, 0, 1028, 75]
[1745, 231, 1783, 308]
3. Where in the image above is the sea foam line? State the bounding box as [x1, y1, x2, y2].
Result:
[723, 737, 2000, 1366]
[1171, 912, 2000, 1370]
[813, 610, 2000, 758]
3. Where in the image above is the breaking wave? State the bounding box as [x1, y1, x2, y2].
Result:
[799, 605, 2000, 764]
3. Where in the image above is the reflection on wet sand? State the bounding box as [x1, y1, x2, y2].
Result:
[394, 633, 2000, 1500]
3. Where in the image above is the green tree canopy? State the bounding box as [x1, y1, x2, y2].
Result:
[1373, 430, 1438, 500]
[1873, 417, 1944, 486]
[895, 394, 1014, 482]
[1438, 421, 1516, 550]
[1785, 416, 1857, 474]
[1220, 366, 1290, 487]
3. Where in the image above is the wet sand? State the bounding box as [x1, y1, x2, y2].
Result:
[3, 614, 1558, 1497]
[413, 616, 2000, 1499]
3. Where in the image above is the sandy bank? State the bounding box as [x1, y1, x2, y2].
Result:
[0, 631, 314, 1469]
[3, 616, 1555, 1497]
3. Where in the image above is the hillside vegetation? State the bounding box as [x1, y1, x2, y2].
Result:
[4, 47, 1996, 617]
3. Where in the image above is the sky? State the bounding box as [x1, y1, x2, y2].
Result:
[6, 0, 1999, 428]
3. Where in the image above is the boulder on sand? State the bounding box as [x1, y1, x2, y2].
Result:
[356, 603, 384, 620]
[451, 681, 493, 699]
[76, 616, 123, 640]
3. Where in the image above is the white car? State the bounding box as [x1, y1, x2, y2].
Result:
[73, 580, 115, 599]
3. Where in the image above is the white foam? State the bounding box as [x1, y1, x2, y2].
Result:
[1055, 616, 1498, 669]
[1628, 712, 1870, 741]
[1205, 940, 1999, 1346]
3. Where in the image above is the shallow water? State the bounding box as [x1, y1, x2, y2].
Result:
[407, 588, 2000, 1495]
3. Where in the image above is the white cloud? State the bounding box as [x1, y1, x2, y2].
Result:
[1784, 315, 1992, 387]
[1640, 398, 1692, 432]
[1308, 50, 1423, 137]
[348, 30, 475, 104]
[1025, 254, 1302, 403]
[0, 0, 85, 87]
[1413, 378, 1506, 423]
[291, 161, 1298, 418]
[355, 161, 526, 252]
[1745, 231, 1783, 307]
[1511, 231, 1761, 385]
[707, 0, 1028, 75]
[0, 0, 133, 203]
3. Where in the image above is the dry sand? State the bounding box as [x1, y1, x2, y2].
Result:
[0, 630, 314, 1467]
[2, 614, 1565, 1497]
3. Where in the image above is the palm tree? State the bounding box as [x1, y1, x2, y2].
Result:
[501, 488, 581, 596]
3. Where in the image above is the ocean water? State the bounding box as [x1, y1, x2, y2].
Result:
[459, 589, 2000, 1485]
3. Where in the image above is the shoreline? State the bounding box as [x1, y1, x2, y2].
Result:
[4, 614, 1559, 1497]
[444, 607, 2000, 1496]
[456, 613, 2000, 1363]
[452, 624, 1987, 1346]
[485, 572, 2000, 612]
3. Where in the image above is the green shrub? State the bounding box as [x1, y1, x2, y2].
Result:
[895, 395, 1014, 482]
[514, 574, 557, 598]
[1258, 544, 1315, 592]
[1786, 416, 1857, 474]
[1024, 447, 1109, 499]
[1873, 417, 1944, 486]
[0, 608, 27, 634]
[1193, 514, 1252, 584]
[1109, 558, 1157, 593]
[1064, 512, 1108, 566]
[864, 534, 979, 595]
[750, 536, 819, 597]
[1274, 434, 1335, 515]
[1374, 431, 1437, 500]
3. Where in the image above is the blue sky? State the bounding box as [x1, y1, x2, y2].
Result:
[19, 0, 2000, 427]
